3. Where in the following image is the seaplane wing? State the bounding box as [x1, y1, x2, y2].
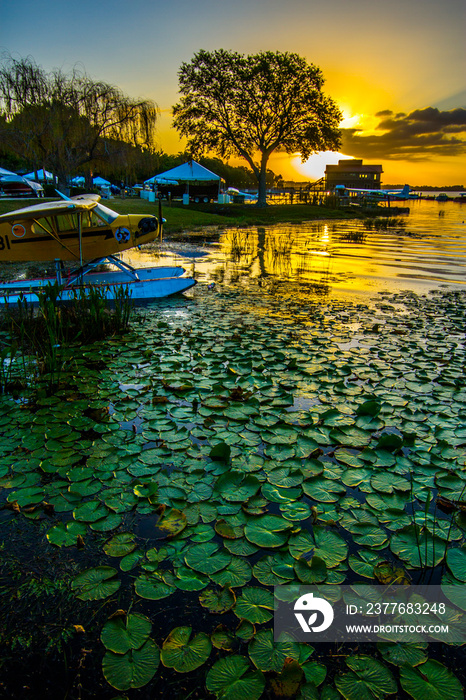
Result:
[0, 198, 99, 223]
[0, 196, 162, 263]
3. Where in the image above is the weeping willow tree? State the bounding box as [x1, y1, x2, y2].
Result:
[0, 54, 158, 191]
[173, 50, 342, 206]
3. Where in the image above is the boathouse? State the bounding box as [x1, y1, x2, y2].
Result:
[325, 159, 383, 190]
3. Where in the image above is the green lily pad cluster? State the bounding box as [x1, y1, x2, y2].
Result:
[0, 284, 465, 697]
[101, 612, 159, 690]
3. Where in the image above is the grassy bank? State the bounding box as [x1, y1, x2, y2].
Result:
[0, 196, 362, 236]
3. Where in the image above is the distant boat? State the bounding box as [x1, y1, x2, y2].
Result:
[436, 193, 450, 202]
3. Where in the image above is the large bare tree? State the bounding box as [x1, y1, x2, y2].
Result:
[0, 55, 158, 190]
[173, 50, 342, 206]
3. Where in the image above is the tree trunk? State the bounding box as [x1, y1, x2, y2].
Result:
[256, 153, 269, 207]
[56, 172, 69, 196]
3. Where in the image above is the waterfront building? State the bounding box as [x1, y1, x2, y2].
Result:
[325, 159, 383, 190]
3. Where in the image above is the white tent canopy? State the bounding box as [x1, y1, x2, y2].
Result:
[144, 161, 222, 185]
[93, 176, 111, 186]
[23, 169, 56, 182]
[71, 176, 110, 186]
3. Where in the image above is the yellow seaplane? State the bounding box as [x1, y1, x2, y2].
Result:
[0, 194, 196, 303]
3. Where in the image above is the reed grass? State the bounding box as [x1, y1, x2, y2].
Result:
[363, 217, 406, 230]
[0, 283, 133, 395]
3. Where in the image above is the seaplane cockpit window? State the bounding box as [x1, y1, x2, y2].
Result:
[53, 211, 107, 231]
[56, 213, 80, 232]
[31, 217, 54, 235]
[87, 210, 108, 227]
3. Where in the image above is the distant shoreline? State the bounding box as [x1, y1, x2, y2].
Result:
[385, 185, 465, 192]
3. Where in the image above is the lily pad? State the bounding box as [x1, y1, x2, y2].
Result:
[154, 507, 187, 538]
[446, 546, 466, 582]
[335, 655, 397, 700]
[390, 525, 445, 568]
[211, 625, 236, 651]
[400, 659, 463, 700]
[206, 655, 265, 700]
[101, 613, 152, 653]
[102, 639, 159, 691]
[234, 586, 274, 624]
[184, 542, 231, 575]
[271, 658, 304, 696]
[289, 527, 348, 568]
[210, 557, 252, 588]
[248, 628, 302, 673]
[294, 555, 327, 584]
[160, 626, 212, 672]
[134, 573, 175, 600]
[73, 500, 109, 523]
[46, 521, 87, 547]
[253, 555, 293, 586]
[199, 586, 236, 614]
[371, 472, 409, 494]
[348, 550, 384, 579]
[302, 660, 327, 686]
[71, 566, 120, 600]
[377, 641, 427, 667]
[174, 565, 209, 591]
[244, 514, 292, 548]
[373, 561, 410, 585]
[103, 533, 136, 558]
[214, 471, 261, 502]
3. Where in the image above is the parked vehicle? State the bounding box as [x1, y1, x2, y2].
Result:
[0, 174, 39, 198]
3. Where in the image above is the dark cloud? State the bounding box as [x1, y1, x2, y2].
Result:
[341, 107, 466, 160]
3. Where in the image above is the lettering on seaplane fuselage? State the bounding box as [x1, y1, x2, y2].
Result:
[0, 234, 11, 251]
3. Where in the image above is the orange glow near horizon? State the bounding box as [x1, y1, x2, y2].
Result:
[291, 152, 350, 182]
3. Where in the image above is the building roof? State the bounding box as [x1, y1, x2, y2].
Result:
[145, 160, 221, 184]
[326, 160, 383, 174]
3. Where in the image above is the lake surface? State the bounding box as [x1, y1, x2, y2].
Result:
[125, 198, 466, 302]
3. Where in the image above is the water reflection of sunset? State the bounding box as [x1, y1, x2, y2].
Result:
[123, 201, 466, 302]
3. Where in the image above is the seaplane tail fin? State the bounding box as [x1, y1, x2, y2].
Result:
[401, 185, 410, 196]
[55, 190, 72, 200]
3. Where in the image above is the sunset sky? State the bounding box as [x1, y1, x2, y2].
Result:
[1, 0, 465, 186]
